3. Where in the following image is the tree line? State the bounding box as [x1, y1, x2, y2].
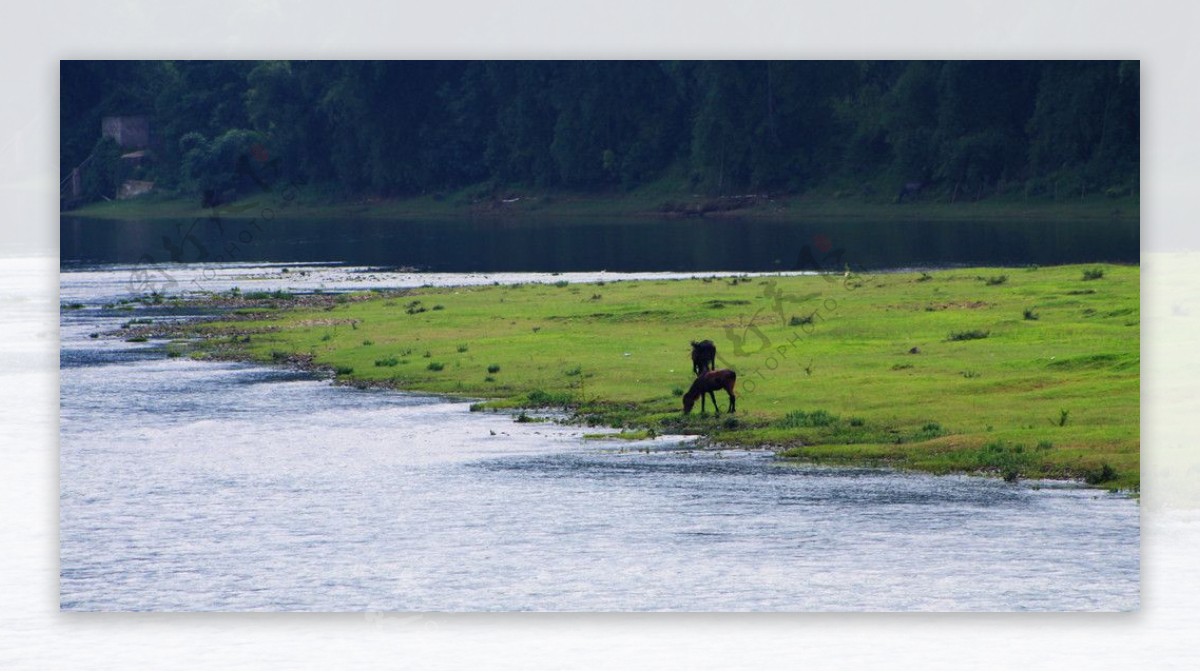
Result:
[60, 60, 1139, 204]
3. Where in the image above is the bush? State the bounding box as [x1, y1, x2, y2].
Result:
[334, 365, 354, 376]
[947, 329, 990, 341]
[1082, 268, 1105, 281]
[1023, 308, 1039, 321]
[1085, 463, 1118, 485]
[374, 357, 399, 367]
[985, 275, 1008, 286]
[487, 364, 501, 374]
[427, 362, 445, 371]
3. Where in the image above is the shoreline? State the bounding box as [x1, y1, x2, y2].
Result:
[104, 263, 1141, 492]
[61, 188, 1139, 223]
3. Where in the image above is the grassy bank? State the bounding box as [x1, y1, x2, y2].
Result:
[151, 263, 1140, 490]
[63, 181, 1138, 223]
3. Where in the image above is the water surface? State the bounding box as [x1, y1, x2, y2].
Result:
[60, 216, 1139, 271]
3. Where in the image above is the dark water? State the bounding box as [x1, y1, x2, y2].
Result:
[60, 216, 1139, 272]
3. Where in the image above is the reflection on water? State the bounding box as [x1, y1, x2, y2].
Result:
[61, 216, 1139, 271]
[58, 265, 1140, 611]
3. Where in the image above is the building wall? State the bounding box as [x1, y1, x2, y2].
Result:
[101, 116, 151, 149]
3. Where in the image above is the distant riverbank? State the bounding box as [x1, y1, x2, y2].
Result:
[62, 185, 1139, 224]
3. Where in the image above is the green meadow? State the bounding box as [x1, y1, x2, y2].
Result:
[185, 264, 1139, 490]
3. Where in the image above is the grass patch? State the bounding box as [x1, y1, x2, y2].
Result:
[176, 263, 1139, 489]
[526, 389, 574, 407]
[777, 409, 839, 428]
[1082, 268, 1106, 281]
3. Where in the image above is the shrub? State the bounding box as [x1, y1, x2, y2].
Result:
[334, 365, 354, 376]
[671, 386, 684, 397]
[985, 275, 1008, 286]
[789, 313, 815, 326]
[374, 357, 399, 367]
[918, 422, 944, 438]
[1082, 268, 1105, 281]
[457, 343, 469, 353]
[565, 365, 582, 376]
[1023, 308, 1039, 321]
[1085, 463, 1119, 485]
[427, 362, 445, 371]
[947, 329, 990, 341]
[487, 364, 501, 374]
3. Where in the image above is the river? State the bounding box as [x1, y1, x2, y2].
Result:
[58, 262, 1139, 611]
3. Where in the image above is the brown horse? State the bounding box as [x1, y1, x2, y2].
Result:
[682, 369, 737, 415]
[690, 340, 717, 376]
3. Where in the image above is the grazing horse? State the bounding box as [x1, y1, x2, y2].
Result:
[690, 340, 717, 376]
[682, 369, 737, 415]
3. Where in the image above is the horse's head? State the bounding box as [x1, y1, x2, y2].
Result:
[682, 392, 696, 414]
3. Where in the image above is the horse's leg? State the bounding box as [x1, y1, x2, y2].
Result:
[708, 390, 719, 415]
[727, 387, 736, 413]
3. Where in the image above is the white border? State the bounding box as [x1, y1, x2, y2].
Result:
[4, 1, 1199, 668]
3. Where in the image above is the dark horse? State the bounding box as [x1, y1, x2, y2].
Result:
[682, 369, 737, 415]
[690, 340, 717, 376]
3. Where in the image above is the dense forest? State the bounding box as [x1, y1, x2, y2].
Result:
[60, 60, 1139, 206]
